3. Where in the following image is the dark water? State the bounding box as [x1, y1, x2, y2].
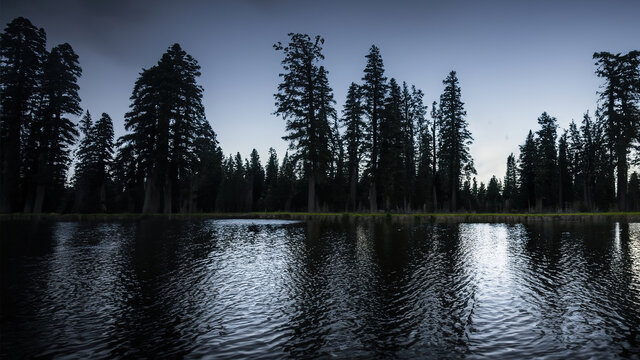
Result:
[1, 219, 639, 359]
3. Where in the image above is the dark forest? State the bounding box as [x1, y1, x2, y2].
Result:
[1, 18, 639, 214]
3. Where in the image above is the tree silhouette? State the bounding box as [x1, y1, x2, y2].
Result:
[437, 71, 474, 211]
[274, 33, 334, 212]
[120, 43, 213, 213]
[21, 43, 82, 213]
[379, 78, 404, 211]
[247, 149, 265, 211]
[503, 153, 517, 210]
[518, 130, 536, 211]
[534, 112, 558, 210]
[263, 148, 279, 211]
[341, 82, 366, 210]
[74, 112, 114, 212]
[361, 45, 388, 212]
[558, 131, 572, 210]
[0, 17, 47, 213]
[593, 51, 640, 211]
[415, 94, 433, 211]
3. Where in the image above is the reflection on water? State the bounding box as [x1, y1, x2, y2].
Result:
[1, 219, 639, 358]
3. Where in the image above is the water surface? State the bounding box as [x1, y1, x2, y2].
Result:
[1, 219, 639, 358]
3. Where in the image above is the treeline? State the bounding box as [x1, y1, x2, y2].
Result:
[1, 19, 638, 214]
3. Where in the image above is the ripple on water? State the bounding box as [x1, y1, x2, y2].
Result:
[1, 219, 639, 359]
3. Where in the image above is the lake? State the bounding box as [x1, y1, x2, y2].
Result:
[1, 218, 639, 358]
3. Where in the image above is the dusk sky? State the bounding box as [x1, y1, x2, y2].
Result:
[1, 0, 639, 183]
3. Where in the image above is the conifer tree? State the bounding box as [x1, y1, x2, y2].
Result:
[361, 45, 388, 211]
[503, 153, 517, 210]
[535, 112, 558, 210]
[341, 82, 366, 210]
[264, 148, 279, 211]
[558, 131, 572, 210]
[274, 33, 334, 212]
[399, 82, 420, 211]
[121, 43, 211, 214]
[415, 93, 433, 211]
[430, 101, 440, 210]
[486, 176, 502, 212]
[593, 51, 640, 210]
[379, 78, 404, 210]
[437, 71, 474, 211]
[74, 112, 114, 212]
[246, 149, 265, 211]
[518, 130, 537, 211]
[0, 17, 47, 212]
[24, 43, 82, 213]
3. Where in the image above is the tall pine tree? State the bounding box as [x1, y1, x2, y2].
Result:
[274, 33, 334, 212]
[361, 45, 387, 212]
[437, 71, 474, 211]
[0, 17, 47, 212]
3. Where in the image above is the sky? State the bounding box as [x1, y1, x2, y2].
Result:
[1, 0, 639, 184]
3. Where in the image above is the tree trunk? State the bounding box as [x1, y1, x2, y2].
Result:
[348, 167, 357, 211]
[142, 170, 160, 214]
[0, 149, 16, 213]
[432, 180, 438, 212]
[617, 150, 627, 211]
[163, 176, 172, 214]
[99, 183, 107, 212]
[369, 181, 377, 212]
[33, 184, 45, 214]
[308, 174, 316, 213]
[450, 186, 456, 212]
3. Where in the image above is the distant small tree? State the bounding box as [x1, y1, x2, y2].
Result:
[263, 148, 279, 211]
[558, 131, 572, 210]
[503, 153, 517, 210]
[518, 130, 536, 211]
[74, 112, 114, 212]
[246, 149, 265, 211]
[486, 176, 502, 212]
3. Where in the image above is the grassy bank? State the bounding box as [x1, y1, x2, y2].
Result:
[2, 211, 640, 223]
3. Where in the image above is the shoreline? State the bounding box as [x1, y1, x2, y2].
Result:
[2, 212, 640, 223]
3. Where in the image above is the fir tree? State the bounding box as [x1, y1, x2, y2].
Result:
[361, 45, 388, 211]
[437, 71, 474, 211]
[518, 130, 536, 211]
[246, 149, 265, 211]
[120, 43, 212, 214]
[264, 148, 279, 211]
[74, 112, 114, 212]
[503, 153, 517, 210]
[24, 43, 82, 213]
[274, 33, 334, 212]
[593, 51, 640, 210]
[415, 91, 433, 211]
[0, 17, 47, 212]
[486, 176, 502, 212]
[379, 78, 404, 211]
[558, 131, 572, 210]
[535, 112, 558, 210]
[341, 82, 366, 210]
